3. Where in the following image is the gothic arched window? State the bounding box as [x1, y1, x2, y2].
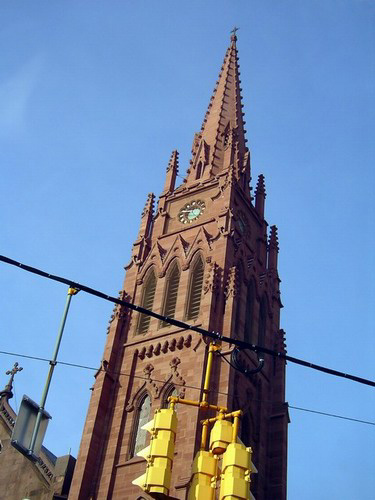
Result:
[130, 394, 151, 458]
[138, 270, 157, 334]
[162, 386, 178, 409]
[161, 262, 180, 327]
[258, 296, 267, 348]
[244, 280, 255, 343]
[186, 255, 204, 320]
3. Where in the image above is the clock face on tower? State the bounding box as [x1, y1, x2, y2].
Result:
[178, 200, 206, 224]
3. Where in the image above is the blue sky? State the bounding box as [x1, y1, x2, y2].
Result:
[1, 1, 374, 498]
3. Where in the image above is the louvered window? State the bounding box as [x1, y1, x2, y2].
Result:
[186, 257, 204, 320]
[131, 394, 151, 458]
[138, 271, 157, 334]
[162, 264, 180, 327]
[244, 281, 254, 343]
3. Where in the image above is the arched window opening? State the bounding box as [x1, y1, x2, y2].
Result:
[130, 394, 151, 458]
[244, 281, 255, 343]
[138, 270, 157, 334]
[162, 386, 178, 409]
[186, 256, 204, 320]
[196, 161, 203, 179]
[258, 296, 267, 348]
[161, 263, 180, 327]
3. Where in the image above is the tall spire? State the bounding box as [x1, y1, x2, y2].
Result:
[187, 32, 248, 183]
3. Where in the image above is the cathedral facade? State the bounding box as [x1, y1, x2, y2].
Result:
[70, 34, 288, 500]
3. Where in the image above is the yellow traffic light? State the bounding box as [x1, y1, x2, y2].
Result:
[187, 450, 218, 500]
[209, 418, 233, 455]
[132, 407, 178, 498]
[219, 442, 257, 500]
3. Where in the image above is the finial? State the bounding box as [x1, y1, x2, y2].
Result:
[1, 362, 23, 400]
[230, 26, 239, 43]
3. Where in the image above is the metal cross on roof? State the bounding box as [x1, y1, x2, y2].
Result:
[5, 362, 23, 392]
[231, 26, 240, 36]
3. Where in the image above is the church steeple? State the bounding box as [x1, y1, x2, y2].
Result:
[186, 32, 249, 184]
[70, 33, 287, 500]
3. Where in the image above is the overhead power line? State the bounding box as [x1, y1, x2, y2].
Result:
[1, 254, 374, 388]
[0, 348, 373, 427]
[287, 406, 374, 426]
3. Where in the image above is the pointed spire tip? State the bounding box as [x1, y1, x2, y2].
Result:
[230, 26, 239, 44]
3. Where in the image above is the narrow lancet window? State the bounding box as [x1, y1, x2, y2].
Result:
[138, 270, 157, 334]
[186, 256, 204, 320]
[196, 161, 203, 179]
[244, 281, 255, 343]
[234, 265, 243, 336]
[131, 394, 151, 458]
[162, 263, 180, 326]
[258, 296, 267, 347]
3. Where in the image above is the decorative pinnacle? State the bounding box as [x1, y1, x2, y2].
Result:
[269, 225, 279, 251]
[167, 150, 179, 173]
[255, 174, 266, 195]
[141, 193, 155, 218]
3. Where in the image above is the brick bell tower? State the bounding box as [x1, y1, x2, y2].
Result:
[70, 33, 288, 500]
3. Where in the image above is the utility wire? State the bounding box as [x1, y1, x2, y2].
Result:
[1, 254, 374, 387]
[287, 406, 374, 426]
[0, 348, 373, 426]
[0, 348, 229, 396]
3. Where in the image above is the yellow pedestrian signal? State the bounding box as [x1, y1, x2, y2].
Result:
[219, 442, 257, 500]
[187, 450, 218, 500]
[132, 407, 178, 498]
